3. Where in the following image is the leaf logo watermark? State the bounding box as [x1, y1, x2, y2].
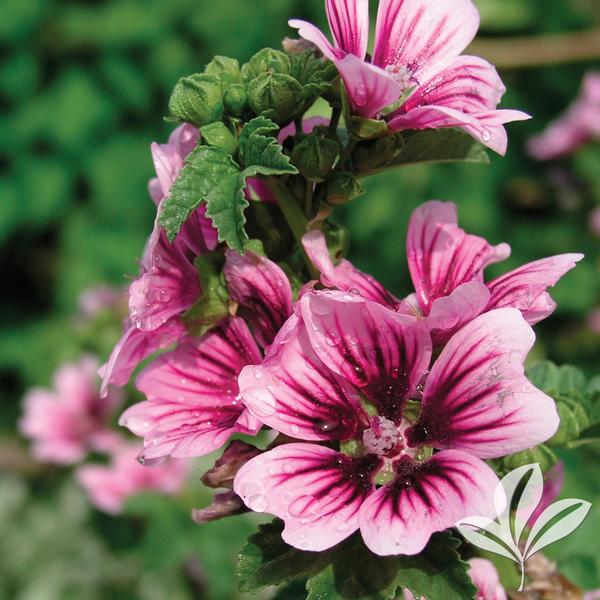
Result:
[456, 463, 591, 591]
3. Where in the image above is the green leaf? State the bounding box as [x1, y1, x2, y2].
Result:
[159, 145, 249, 251]
[159, 145, 236, 239]
[306, 532, 476, 600]
[237, 520, 325, 593]
[491, 444, 557, 476]
[181, 254, 230, 337]
[168, 73, 224, 126]
[353, 129, 490, 176]
[200, 121, 238, 155]
[239, 116, 298, 177]
[205, 171, 249, 252]
[238, 521, 476, 600]
[549, 397, 591, 446]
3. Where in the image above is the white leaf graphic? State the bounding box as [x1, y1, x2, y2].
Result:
[523, 498, 591, 559]
[456, 517, 520, 563]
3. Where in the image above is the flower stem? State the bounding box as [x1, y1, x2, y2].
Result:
[267, 178, 319, 279]
[339, 137, 358, 169]
[304, 180, 313, 218]
[328, 105, 341, 135]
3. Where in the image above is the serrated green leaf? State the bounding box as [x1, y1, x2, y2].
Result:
[239, 116, 298, 177]
[353, 129, 490, 176]
[205, 171, 249, 252]
[237, 520, 325, 593]
[159, 146, 237, 239]
[181, 254, 230, 337]
[238, 521, 475, 600]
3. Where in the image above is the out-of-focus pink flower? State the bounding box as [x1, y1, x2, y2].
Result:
[76, 441, 187, 514]
[590, 208, 600, 237]
[20, 357, 122, 465]
[290, 0, 529, 154]
[528, 72, 600, 160]
[404, 558, 507, 600]
[78, 286, 123, 319]
[404, 201, 583, 342]
[585, 591, 600, 600]
[100, 125, 219, 396]
[588, 309, 600, 334]
[234, 291, 558, 555]
[528, 461, 564, 526]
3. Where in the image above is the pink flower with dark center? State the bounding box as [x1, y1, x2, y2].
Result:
[289, 0, 530, 154]
[20, 356, 121, 465]
[404, 201, 583, 342]
[234, 291, 558, 555]
[76, 441, 187, 514]
[404, 558, 507, 599]
[100, 125, 218, 396]
[528, 72, 600, 161]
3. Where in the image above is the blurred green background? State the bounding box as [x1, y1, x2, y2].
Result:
[1, 0, 600, 598]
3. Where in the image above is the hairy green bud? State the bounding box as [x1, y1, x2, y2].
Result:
[168, 73, 224, 127]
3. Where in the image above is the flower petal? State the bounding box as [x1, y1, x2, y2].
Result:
[234, 443, 380, 551]
[373, 0, 480, 83]
[224, 249, 293, 348]
[302, 230, 400, 309]
[406, 200, 510, 314]
[301, 291, 431, 421]
[486, 254, 584, 325]
[239, 313, 368, 441]
[288, 19, 341, 61]
[425, 280, 490, 344]
[326, 0, 369, 59]
[337, 54, 402, 118]
[399, 56, 506, 115]
[407, 308, 559, 458]
[359, 450, 498, 556]
[120, 318, 261, 459]
[99, 319, 186, 397]
[468, 558, 508, 600]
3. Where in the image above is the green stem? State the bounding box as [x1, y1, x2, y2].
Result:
[267, 179, 319, 279]
[328, 105, 341, 135]
[304, 180, 313, 219]
[339, 137, 358, 169]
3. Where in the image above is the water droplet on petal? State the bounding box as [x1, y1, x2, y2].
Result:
[248, 494, 269, 512]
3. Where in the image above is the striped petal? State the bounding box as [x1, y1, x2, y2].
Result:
[359, 451, 498, 555]
[406, 309, 560, 458]
[234, 443, 380, 551]
[326, 0, 370, 59]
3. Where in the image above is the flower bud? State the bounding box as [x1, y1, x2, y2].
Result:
[326, 171, 364, 205]
[168, 74, 224, 127]
[223, 83, 248, 117]
[247, 72, 302, 124]
[291, 134, 340, 182]
[204, 55, 241, 86]
[242, 48, 291, 81]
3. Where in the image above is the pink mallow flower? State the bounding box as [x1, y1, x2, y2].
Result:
[403, 201, 583, 342]
[76, 441, 187, 514]
[290, 0, 529, 154]
[234, 290, 558, 555]
[100, 124, 218, 396]
[118, 248, 294, 461]
[20, 356, 121, 465]
[528, 72, 600, 160]
[404, 558, 507, 600]
[303, 202, 582, 344]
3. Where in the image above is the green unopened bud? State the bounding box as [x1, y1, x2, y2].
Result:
[204, 55, 241, 86]
[291, 134, 340, 182]
[549, 397, 591, 446]
[346, 114, 389, 140]
[242, 48, 291, 81]
[326, 171, 364, 205]
[168, 74, 224, 127]
[247, 72, 302, 124]
[223, 84, 248, 117]
[200, 122, 238, 155]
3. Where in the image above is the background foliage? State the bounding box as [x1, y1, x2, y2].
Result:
[1, 0, 599, 598]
